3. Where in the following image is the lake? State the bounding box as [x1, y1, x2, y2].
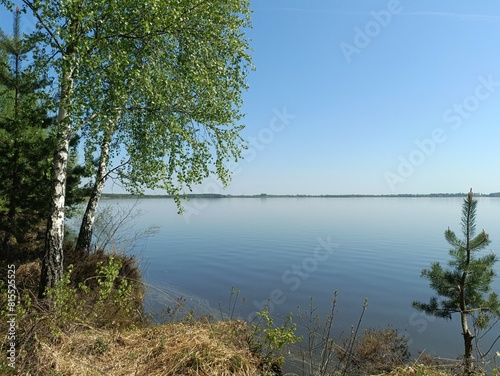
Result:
[95, 196, 500, 363]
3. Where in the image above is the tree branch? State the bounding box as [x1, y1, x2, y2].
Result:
[102, 158, 131, 183]
[22, 0, 63, 53]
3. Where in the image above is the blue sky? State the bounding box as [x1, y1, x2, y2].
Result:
[230, 0, 500, 195]
[2, 1, 500, 195]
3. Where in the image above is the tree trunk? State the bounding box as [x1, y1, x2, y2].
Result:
[460, 192, 474, 375]
[38, 43, 75, 298]
[459, 277, 475, 375]
[462, 321, 474, 376]
[459, 279, 474, 375]
[75, 128, 113, 254]
[39, 132, 70, 298]
[459, 280, 474, 375]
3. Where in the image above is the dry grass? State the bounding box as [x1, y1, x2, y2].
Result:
[1, 255, 270, 375]
[335, 327, 410, 375]
[377, 363, 455, 376]
[32, 320, 263, 376]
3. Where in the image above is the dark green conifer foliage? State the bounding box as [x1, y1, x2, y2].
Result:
[0, 8, 51, 255]
[413, 189, 500, 374]
[0, 8, 85, 258]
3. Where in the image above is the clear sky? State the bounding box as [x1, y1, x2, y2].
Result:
[2, 1, 500, 195]
[231, 0, 500, 195]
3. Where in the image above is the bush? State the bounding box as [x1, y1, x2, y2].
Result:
[0, 252, 143, 374]
[249, 306, 301, 375]
[335, 326, 410, 375]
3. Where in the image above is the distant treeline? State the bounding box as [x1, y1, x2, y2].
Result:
[101, 192, 500, 199]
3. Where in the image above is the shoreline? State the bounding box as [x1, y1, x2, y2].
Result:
[101, 192, 500, 199]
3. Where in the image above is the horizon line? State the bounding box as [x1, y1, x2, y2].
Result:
[101, 192, 500, 198]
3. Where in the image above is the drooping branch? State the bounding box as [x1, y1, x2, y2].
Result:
[22, 0, 64, 53]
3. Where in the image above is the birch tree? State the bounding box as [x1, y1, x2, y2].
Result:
[0, 0, 252, 297]
[73, 1, 252, 253]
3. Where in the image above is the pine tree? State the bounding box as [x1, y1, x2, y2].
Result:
[0, 8, 86, 258]
[413, 189, 500, 374]
[0, 7, 53, 257]
[0, 49, 8, 214]
[6, 0, 252, 297]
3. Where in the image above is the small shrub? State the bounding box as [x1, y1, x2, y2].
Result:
[297, 294, 339, 376]
[89, 256, 139, 327]
[46, 265, 80, 330]
[335, 326, 410, 375]
[0, 252, 144, 373]
[250, 306, 302, 373]
[89, 337, 109, 355]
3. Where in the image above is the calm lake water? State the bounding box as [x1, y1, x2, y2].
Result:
[97, 197, 500, 361]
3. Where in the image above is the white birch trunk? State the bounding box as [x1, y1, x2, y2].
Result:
[38, 121, 70, 298]
[38, 42, 75, 298]
[75, 128, 113, 253]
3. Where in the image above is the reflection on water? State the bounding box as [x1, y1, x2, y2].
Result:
[98, 197, 500, 359]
